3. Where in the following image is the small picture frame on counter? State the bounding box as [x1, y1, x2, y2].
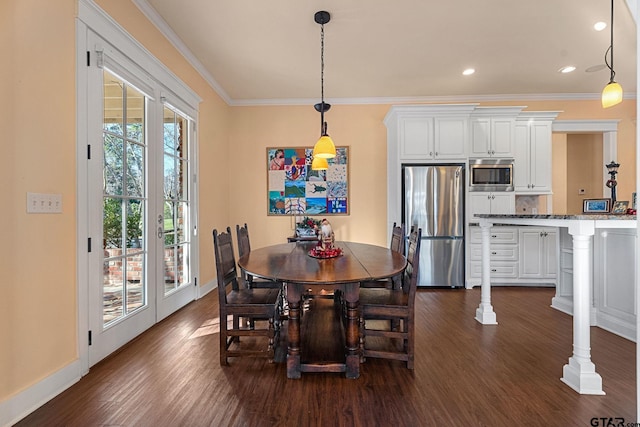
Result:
[611, 200, 629, 214]
[582, 198, 611, 214]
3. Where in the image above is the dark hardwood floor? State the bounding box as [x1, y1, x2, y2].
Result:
[16, 287, 636, 426]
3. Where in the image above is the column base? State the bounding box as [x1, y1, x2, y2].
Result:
[475, 304, 497, 325]
[561, 357, 605, 395]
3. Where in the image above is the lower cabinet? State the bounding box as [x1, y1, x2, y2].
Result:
[518, 228, 557, 279]
[467, 225, 558, 287]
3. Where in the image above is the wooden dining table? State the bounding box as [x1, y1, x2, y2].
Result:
[237, 240, 407, 379]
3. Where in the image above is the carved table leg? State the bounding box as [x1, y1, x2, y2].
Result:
[286, 283, 302, 379]
[344, 282, 360, 379]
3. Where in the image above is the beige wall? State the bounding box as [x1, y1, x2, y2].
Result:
[228, 104, 391, 248]
[552, 133, 568, 214]
[2, 0, 79, 399]
[2, 0, 637, 410]
[566, 134, 604, 214]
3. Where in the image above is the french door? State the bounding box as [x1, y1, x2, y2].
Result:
[85, 35, 197, 366]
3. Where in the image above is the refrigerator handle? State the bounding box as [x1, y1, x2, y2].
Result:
[427, 166, 435, 236]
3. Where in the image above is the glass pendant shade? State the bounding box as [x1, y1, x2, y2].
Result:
[312, 135, 336, 159]
[311, 156, 329, 170]
[602, 81, 623, 108]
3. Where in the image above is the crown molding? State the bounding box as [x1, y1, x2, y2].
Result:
[132, 0, 231, 104]
[229, 92, 636, 107]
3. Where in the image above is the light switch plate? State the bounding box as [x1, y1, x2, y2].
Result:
[27, 192, 63, 214]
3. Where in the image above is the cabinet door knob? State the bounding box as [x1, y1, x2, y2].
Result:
[491, 251, 497, 255]
[491, 269, 497, 272]
[491, 235, 497, 238]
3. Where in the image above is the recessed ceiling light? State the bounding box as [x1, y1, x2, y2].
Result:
[585, 64, 607, 73]
[594, 21, 607, 31]
[558, 66, 576, 74]
[462, 68, 475, 76]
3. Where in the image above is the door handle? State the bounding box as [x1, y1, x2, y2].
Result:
[158, 226, 163, 239]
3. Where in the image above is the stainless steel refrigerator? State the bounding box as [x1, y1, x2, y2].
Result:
[403, 164, 465, 288]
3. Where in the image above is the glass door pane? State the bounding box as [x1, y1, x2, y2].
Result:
[102, 70, 147, 325]
[163, 107, 191, 296]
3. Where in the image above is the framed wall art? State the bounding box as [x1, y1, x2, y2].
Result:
[267, 146, 349, 216]
[582, 198, 611, 214]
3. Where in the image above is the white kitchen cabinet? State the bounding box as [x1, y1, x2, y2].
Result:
[468, 192, 515, 218]
[397, 116, 468, 160]
[469, 117, 515, 158]
[386, 105, 477, 162]
[468, 226, 518, 280]
[434, 117, 468, 159]
[513, 113, 559, 193]
[399, 117, 435, 160]
[518, 227, 558, 279]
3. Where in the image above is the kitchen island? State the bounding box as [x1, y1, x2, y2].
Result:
[476, 214, 636, 395]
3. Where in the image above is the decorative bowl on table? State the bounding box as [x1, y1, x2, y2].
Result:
[308, 246, 343, 259]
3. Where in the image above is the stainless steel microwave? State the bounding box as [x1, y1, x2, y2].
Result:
[468, 158, 514, 192]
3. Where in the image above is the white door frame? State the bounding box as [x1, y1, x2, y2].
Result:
[77, 0, 201, 374]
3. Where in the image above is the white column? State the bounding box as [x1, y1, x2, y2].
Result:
[561, 222, 604, 395]
[475, 219, 497, 324]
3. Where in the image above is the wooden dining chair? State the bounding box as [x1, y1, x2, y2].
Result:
[236, 223, 282, 290]
[359, 227, 422, 369]
[360, 222, 405, 289]
[213, 227, 281, 366]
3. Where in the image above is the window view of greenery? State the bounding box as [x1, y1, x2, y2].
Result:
[102, 71, 146, 324]
[163, 107, 190, 294]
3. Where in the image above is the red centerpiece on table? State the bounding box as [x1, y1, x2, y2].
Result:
[308, 246, 343, 259]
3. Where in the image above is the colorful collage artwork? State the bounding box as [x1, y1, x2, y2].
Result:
[267, 147, 349, 215]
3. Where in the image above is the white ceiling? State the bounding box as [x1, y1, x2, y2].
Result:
[137, 0, 637, 105]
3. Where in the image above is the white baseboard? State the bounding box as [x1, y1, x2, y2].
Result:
[551, 296, 573, 315]
[198, 278, 216, 298]
[596, 312, 637, 342]
[0, 360, 82, 427]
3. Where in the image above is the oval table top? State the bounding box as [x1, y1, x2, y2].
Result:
[237, 241, 407, 285]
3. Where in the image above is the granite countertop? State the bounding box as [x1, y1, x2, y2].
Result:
[476, 214, 637, 220]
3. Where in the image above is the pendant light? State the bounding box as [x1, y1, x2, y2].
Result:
[312, 11, 336, 159]
[602, 0, 623, 108]
[311, 156, 329, 171]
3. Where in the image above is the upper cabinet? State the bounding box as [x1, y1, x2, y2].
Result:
[386, 104, 477, 162]
[469, 107, 524, 158]
[513, 112, 560, 193]
[398, 117, 434, 160]
[434, 117, 468, 159]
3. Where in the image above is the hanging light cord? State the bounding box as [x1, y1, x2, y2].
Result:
[319, 20, 327, 136]
[604, 0, 615, 83]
